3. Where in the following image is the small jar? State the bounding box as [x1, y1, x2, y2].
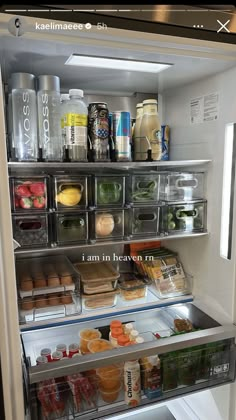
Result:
[109, 327, 123, 348]
[52, 351, 63, 361]
[117, 334, 130, 347]
[36, 356, 48, 365]
[124, 323, 134, 335]
[69, 343, 80, 358]
[130, 330, 139, 341]
[56, 344, 67, 358]
[135, 336, 145, 344]
[40, 348, 52, 362]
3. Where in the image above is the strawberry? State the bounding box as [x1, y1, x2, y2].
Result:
[19, 197, 33, 209]
[29, 183, 45, 196]
[15, 185, 31, 197]
[33, 196, 46, 209]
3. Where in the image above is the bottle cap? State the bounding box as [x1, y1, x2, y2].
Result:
[61, 93, 70, 101]
[69, 89, 84, 98]
[135, 336, 145, 344]
[143, 99, 157, 105]
[40, 348, 51, 356]
[130, 330, 139, 339]
[117, 334, 130, 346]
[11, 73, 35, 90]
[38, 75, 60, 92]
[125, 323, 133, 332]
[111, 327, 123, 339]
[56, 344, 67, 352]
[52, 351, 63, 360]
[69, 343, 79, 351]
[110, 320, 122, 329]
[36, 356, 48, 365]
[148, 355, 159, 365]
[72, 353, 82, 358]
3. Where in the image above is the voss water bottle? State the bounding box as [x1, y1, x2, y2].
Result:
[37, 75, 62, 161]
[11, 73, 38, 161]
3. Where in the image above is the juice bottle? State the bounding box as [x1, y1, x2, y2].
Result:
[139, 99, 161, 161]
[140, 355, 162, 399]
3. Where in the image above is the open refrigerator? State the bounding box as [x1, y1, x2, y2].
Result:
[0, 7, 236, 420]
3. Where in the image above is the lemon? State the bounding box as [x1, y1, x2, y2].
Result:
[56, 187, 82, 206]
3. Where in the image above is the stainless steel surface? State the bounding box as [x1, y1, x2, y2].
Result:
[14, 232, 209, 256]
[8, 160, 211, 171]
[22, 303, 236, 383]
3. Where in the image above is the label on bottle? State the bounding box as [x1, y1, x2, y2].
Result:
[65, 113, 88, 146]
[124, 362, 141, 407]
[150, 129, 162, 161]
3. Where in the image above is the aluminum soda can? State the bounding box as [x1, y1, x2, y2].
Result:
[161, 125, 170, 161]
[88, 102, 109, 161]
[113, 111, 131, 161]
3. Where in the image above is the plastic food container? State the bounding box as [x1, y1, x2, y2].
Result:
[52, 175, 89, 209]
[88, 338, 113, 353]
[16, 255, 79, 298]
[96, 364, 123, 391]
[130, 207, 160, 237]
[12, 213, 49, 248]
[99, 385, 122, 403]
[79, 329, 102, 354]
[160, 172, 205, 202]
[74, 261, 119, 294]
[82, 291, 118, 311]
[163, 201, 207, 234]
[54, 212, 89, 245]
[10, 175, 49, 211]
[93, 175, 126, 207]
[92, 209, 125, 241]
[118, 273, 151, 301]
[19, 290, 81, 324]
[151, 274, 193, 299]
[129, 173, 160, 205]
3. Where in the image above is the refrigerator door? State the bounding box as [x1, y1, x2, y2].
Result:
[0, 67, 25, 420]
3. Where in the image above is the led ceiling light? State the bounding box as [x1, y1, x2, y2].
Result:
[65, 54, 172, 73]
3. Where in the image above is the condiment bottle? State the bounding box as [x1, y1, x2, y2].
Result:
[139, 99, 161, 161]
[56, 344, 67, 358]
[134, 103, 143, 161]
[130, 330, 139, 341]
[110, 320, 122, 330]
[109, 327, 123, 348]
[69, 343, 80, 358]
[52, 351, 63, 361]
[124, 323, 134, 335]
[124, 360, 141, 407]
[40, 348, 52, 362]
[117, 334, 130, 347]
[36, 356, 48, 365]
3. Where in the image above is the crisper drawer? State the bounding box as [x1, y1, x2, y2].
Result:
[22, 304, 236, 420]
[163, 201, 207, 234]
[53, 212, 89, 245]
[160, 172, 205, 202]
[12, 213, 50, 248]
[129, 207, 160, 237]
[52, 175, 89, 210]
[93, 174, 126, 207]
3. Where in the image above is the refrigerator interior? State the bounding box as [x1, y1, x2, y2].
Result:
[0, 12, 236, 420]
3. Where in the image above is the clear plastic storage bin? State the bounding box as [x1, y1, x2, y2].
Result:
[93, 175, 125, 207]
[74, 262, 119, 295]
[10, 175, 49, 211]
[12, 213, 49, 248]
[130, 207, 160, 237]
[163, 201, 207, 234]
[52, 175, 88, 210]
[16, 255, 80, 298]
[91, 209, 125, 241]
[82, 291, 118, 311]
[54, 212, 88, 245]
[118, 273, 151, 301]
[160, 172, 205, 202]
[129, 173, 160, 205]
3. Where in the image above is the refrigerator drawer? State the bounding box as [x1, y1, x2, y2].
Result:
[93, 174, 126, 207]
[128, 173, 160, 205]
[12, 213, 50, 248]
[160, 172, 205, 202]
[52, 175, 89, 210]
[53, 212, 89, 245]
[163, 201, 207, 234]
[22, 303, 236, 419]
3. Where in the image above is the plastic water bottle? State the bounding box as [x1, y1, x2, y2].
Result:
[37, 75, 62, 161]
[11, 73, 38, 161]
[64, 89, 88, 161]
[60, 93, 69, 157]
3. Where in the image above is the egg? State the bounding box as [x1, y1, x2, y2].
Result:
[95, 213, 115, 237]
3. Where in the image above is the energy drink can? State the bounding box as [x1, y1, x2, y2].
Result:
[88, 102, 109, 161]
[113, 111, 131, 161]
[161, 125, 170, 161]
